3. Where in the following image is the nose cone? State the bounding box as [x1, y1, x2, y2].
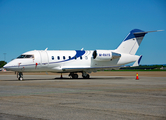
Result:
[3, 64, 7, 68]
[3, 60, 18, 71]
[3, 63, 11, 71]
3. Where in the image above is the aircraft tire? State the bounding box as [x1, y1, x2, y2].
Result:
[86, 74, 90, 79]
[82, 74, 90, 79]
[18, 77, 23, 81]
[72, 74, 78, 79]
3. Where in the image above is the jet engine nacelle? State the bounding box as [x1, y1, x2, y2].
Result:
[92, 50, 121, 61]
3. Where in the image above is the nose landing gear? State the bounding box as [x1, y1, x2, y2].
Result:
[17, 72, 23, 81]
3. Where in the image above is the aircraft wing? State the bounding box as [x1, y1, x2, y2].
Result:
[60, 66, 121, 73]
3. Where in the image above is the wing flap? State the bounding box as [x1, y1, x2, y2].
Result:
[62, 66, 121, 72]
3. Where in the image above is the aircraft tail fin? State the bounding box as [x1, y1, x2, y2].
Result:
[116, 29, 162, 55]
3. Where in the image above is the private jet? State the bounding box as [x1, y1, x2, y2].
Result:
[3, 29, 161, 80]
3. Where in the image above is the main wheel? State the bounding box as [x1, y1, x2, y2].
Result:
[86, 74, 90, 79]
[82, 74, 90, 79]
[72, 74, 78, 79]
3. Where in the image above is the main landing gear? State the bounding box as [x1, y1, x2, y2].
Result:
[69, 72, 90, 79]
[17, 72, 23, 81]
[82, 71, 90, 79]
[69, 72, 78, 79]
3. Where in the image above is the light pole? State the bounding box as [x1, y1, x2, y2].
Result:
[3, 53, 6, 61]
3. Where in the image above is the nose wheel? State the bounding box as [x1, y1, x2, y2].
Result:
[17, 72, 23, 81]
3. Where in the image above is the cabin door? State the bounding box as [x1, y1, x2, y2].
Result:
[39, 51, 49, 67]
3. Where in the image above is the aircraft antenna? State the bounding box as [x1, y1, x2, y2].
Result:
[45, 48, 48, 51]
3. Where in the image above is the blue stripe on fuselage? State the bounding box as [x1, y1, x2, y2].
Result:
[49, 50, 86, 64]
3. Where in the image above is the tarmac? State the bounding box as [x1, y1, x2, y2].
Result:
[0, 73, 166, 120]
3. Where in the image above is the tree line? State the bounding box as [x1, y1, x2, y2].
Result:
[0, 61, 7, 68]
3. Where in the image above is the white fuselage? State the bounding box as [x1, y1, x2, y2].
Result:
[4, 49, 139, 73]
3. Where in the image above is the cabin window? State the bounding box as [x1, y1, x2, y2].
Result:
[52, 56, 54, 60]
[57, 56, 60, 60]
[63, 56, 65, 60]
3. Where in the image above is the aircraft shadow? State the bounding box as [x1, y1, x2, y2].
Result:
[1, 76, 126, 81]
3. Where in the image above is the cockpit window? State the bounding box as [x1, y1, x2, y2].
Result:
[17, 55, 25, 58]
[25, 55, 34, 58]
[17, 55, 34, 59]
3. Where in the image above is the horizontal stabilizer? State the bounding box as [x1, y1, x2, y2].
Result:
[132, 55, 142, 67]
[134, 30, 164, 34]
